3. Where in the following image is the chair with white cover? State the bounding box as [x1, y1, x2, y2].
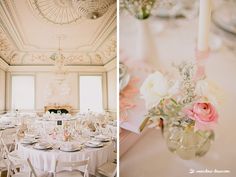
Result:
[6, 156, 50, 177]
[97, 162, 117, 177]
[1, 133, 49, 177]
[0, 128, 17, 152]
[53, 158, 89, 177]
[0, 132, 8, 175]
[0, 132, 21, 168]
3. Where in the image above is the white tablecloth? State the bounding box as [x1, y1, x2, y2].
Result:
[18, 142, 113, 175]
[120, 6, 236, 177]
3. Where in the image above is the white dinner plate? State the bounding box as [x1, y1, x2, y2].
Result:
[93, 137, 110, 142]
[85, 142, 104, 148]
[21, 139, 37, 145]
[59, 146, 82, 152]
[25, 134, 41, 139]
[33, 143, 52, 150]
[94, 135, 110, 142]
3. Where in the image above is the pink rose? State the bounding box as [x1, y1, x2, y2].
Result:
[185, 102, 218, 130]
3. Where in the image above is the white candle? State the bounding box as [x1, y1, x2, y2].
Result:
[197, 0, 212, 51]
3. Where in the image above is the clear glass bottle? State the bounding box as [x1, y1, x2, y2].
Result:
[163, 117, 214, 160]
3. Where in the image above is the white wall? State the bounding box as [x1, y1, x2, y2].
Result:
[3, 60, 117, 115]
[104, 59, 117, 119]
[35, 72, 79, 111]
[0, 58, 8, 113]
[0, 69, 6, 113]
[107, 68, 117, 111]
[5, 68, 110, 113]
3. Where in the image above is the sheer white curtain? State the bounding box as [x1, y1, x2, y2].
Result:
[79, 75, 103, 112]
[11, 75, 35, 110]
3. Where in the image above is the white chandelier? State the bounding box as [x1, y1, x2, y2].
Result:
[72, 0, 116, 19]
[50, 36, 68, 84]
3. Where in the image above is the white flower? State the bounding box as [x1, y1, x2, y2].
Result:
[140, 71, 179, 109]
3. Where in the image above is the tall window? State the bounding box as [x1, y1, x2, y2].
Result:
[11, 75, 35, 110]
[79, 75, 103, 112]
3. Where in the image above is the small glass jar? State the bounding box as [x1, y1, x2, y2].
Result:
[163, 118, 214, 160]
[121, 0, 156, 20]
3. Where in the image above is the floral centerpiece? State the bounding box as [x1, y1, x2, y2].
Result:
[140, 62, 219, 160]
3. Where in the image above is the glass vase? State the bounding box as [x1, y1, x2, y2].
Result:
[163, 118, 214, 160]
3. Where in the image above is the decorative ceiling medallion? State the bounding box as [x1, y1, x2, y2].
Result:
[28, 0, 116, 24]
[72, 0, 116, 19]
[28, 0, 81, 24]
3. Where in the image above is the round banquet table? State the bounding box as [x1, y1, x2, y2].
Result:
[17, 142, 114, 175]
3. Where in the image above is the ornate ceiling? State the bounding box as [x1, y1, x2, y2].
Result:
[0, 0, 116, 66]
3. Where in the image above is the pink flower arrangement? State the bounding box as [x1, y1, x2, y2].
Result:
[186, 102, 218, 131]
[141, 62, 219, 132]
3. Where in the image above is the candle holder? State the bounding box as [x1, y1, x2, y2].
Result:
[194, 48, 210, 80]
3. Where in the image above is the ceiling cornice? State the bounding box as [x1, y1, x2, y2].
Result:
[104, 57, 116, 71]
[0, 57, 9, 71]
[0, 0, 25, 50]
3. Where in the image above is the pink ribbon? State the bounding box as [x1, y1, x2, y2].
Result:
[120, 78, 139, 122]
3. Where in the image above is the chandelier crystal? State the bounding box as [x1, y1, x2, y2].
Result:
[72, 0, 116, 19]
[50, 36, 67, 76]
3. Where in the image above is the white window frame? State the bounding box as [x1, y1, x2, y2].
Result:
[10, 74, 36, 111]
[78, 73, 107, 112]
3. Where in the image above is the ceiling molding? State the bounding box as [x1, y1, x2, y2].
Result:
[0, 0, 117, 66]
[0, 57, 9, 71]
[0, 1, 25, 50]
[8, 65, 106, 72]
[4, 32, 116, 66]
[104, 58, 116, 71]
[88, 4, 117, 51]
